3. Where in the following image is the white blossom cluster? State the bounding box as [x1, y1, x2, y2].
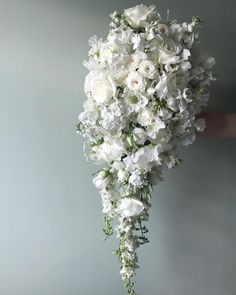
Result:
[78, 4, 215, 295]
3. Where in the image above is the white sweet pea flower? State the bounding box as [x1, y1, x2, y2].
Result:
[133, 127, 147, 145]
[182, 48, 191, 61]
[138, 60, 156, 79]
[124, 4, 156, 28]
[98, 137, 123, 163]
[147, 118, 165, 139]
[137, 108, 153, 126]
[117, 198, 145, 217]
[88, 35, 103, 58]
[195, 118, 206, 132]
[132, 146, 161, 171]
[93, 170, 110, 190]
[117, 169, 128, 182]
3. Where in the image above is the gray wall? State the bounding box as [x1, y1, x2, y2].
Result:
[0, 1, 235, 295]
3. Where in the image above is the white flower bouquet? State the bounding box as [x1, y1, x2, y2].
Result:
[77, 4, 215, 295]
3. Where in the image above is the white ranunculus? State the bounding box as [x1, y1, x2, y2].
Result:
[117, 198, 145, 217]
[128, 54, 142, 70]
[157, 23, 169, 35]
[138, 60, 156, 79]
[93, 171, 110, 190]
[126, 71, 146, 92]
[124, 4, 156, 28]
[137, 108, 153, 126]
[91, 76, 116, 104]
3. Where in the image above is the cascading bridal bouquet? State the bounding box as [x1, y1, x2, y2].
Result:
[77, 4, 215, 295]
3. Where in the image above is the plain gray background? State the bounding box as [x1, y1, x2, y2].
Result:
[0, 1, 235, 295]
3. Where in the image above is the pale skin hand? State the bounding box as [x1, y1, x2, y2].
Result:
[201, 113, 236, 138]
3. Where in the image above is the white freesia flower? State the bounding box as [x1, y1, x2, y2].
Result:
[126, 71, 146, 92]
[124, 4, 156, 28]
[117, 198, 145, 217]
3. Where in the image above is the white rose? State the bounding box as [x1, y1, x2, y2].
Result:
[93, 171, 110, 190]
[137, 108, 153, 126]
[138, 60, 156, 79]
[91, 76, 116, 104]
[133, 127, 147, 145]
[124, 4, 156, 28]
[126, 71, 146, 92]
[153, 37, 182, 65]
[117, 198, 145, 217]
